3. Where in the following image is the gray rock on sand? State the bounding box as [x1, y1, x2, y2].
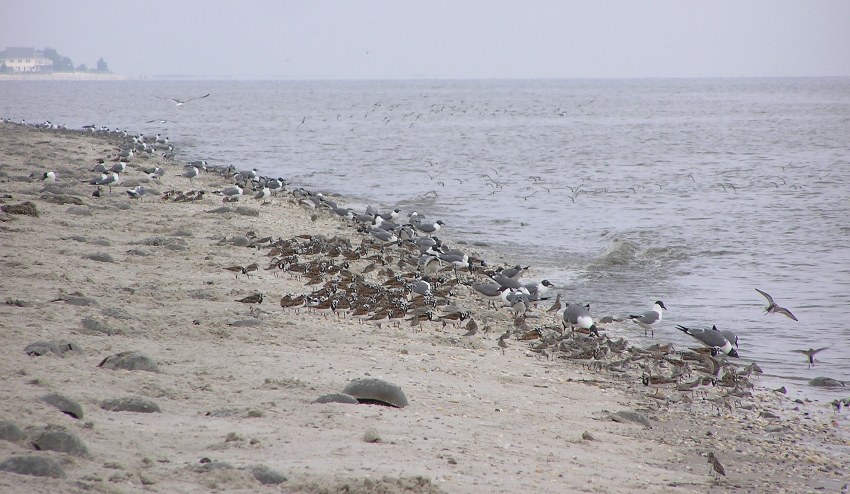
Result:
[64, 296, 98, 306]
[83, 252, 115, 263]
[313, 393, 360, 405]
[610, 410, 653, 429]
[25, 340, 83, 357]
[227, 319, 264, 328]
[101, 396, 162, 413]
[81, 317, 121, 335]
[809, 377, 846, 388]
[0, 421, 26, 443]
[40, 393, 84, 419]
[0, 455, 66, 478]
[31, 429, 89, 457]
[342, 378, 409, 408]
[98, 351, 160, 373]
[248, 465, 288, 485]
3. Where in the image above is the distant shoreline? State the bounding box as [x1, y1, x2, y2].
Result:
[0, 72, 129, 81]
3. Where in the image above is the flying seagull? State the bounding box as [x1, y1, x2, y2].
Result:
[792, 347, 829, 368]
[755, 288, 798, 321]
[156, 93, 210, 107]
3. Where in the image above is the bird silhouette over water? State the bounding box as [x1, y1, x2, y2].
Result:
[792, 347, 829, 368]
[755, 288, 798, 321]
[156, 93, 210, 107]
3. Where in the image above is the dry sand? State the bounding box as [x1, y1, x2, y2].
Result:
[0, 121, 848, 493]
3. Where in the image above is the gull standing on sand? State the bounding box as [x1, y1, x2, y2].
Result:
[755, 288, 798, 321]
[563, 302, 595, 332]
[91, 172, 120, 194]
[220, 184, 243, 202]
[254, 185, 271, 203]
[675, 324, 739, 357]
[629, 300, 666, 336]
[183, 166, 200, 183]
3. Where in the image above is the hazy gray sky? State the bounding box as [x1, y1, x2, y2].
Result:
[3, 0, 850, 79]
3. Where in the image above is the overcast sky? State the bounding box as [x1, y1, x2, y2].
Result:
[2, 0, 850, 79]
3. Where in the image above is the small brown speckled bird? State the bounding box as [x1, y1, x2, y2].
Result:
[236, 293, 263, 304]
[707, 452, 726, 478]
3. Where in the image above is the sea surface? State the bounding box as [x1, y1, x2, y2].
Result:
[2, 78, 849, 402]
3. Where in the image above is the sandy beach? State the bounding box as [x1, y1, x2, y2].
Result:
[0, 121, 847, 493]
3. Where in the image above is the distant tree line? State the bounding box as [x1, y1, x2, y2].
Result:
[42, 47, 109, 73]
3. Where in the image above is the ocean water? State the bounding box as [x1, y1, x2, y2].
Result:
[3, 78, 849, 402]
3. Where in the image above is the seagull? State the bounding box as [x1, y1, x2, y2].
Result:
[629, 301, 667, 336]
[755, 288, 798, 321]
[414, 219, 444, 235]
[254, 186, 271, 202]
[499, 265, 530, 280]
[126, 185, 146, 200]
[523, 279, 554, 301]
[368, 227, 397, 243]
[792, 347, 829, 368]
[183, 166, 200, 182]
[220, 184, 243, 202]
[676, 324, 739, 357]
[410, 278, 432, 299]
[471, 283, 511, 309]
[148, 167, 165, 180]
[156, 93, 210, 107]
[563, 302, 594, 332]
[93, 172, 120, 194]
[41, 171, 56, 183]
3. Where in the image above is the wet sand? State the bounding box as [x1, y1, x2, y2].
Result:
[0, 121, 847, 493]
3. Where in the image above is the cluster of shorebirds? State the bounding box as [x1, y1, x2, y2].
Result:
[14, 118, 849, 481]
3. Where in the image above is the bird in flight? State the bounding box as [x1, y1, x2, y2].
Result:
[755, 288, 798, 321]
[792, 347, 829, 368]
[156, 93, 210, 107]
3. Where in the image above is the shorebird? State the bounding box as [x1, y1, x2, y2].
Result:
[41, 171, 56, 183]
[629, 300, 666, 336]
[236, 293, 263, 304]
[156, 93, 210, 107]
[792, 347, 829, 368]
[463, 318, 478, 336]
[224, 265, 248, 279]
[546, 293, 562, 313]
[707, 451, 726, 478]
[676, 324, 739, 357]
[755, 288, 798, 321]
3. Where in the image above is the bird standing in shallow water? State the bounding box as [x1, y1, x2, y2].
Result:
[755, 288, 798, 321]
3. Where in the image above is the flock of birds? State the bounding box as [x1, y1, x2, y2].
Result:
[9, 97, 849, 483]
